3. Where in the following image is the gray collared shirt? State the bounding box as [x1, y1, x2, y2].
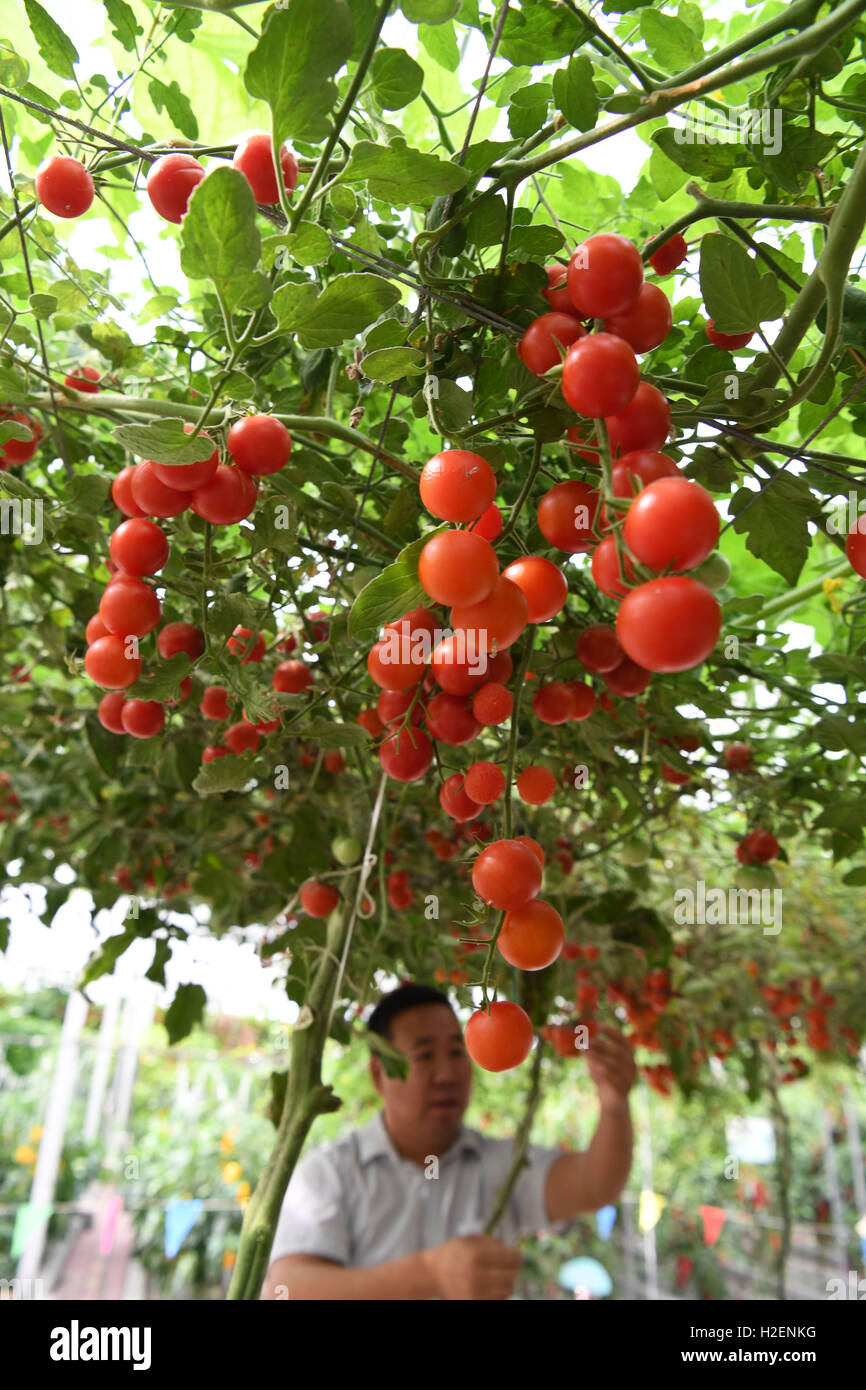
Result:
[270, 1111, 570, 1267]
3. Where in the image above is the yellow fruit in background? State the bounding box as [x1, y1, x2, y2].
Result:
[235, 1181, 251, 1203]
[222, 1161, 242, 1184]
[29, 1125, 44, 1143]
[222, 1250, 236, 1270]
[14, 1145, 37, 1165]
[219, 1129, 237, 1155]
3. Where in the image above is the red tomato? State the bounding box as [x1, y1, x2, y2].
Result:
[97, 690, 127, 734]
[190, 465, 256, 524]
[64, 364, 101, 392]
[165, 676, 193, 707]
[84, 636, 142, 689]
[0, 411, 42, 467]
[562, 334, 640, 417]
[99, 576, 161, 638]
[146, 152, 205, 223]
[516, 765, 556, 805]
[300, 880, 339, 918]
[532, 682, 575, 725]
[514, 836, 545, 867]
[603, 283, 672, 353]
[567, 234, 643, 318]
[487, 650, 513, 684]
[464, 761, 505, 805]
[605, 382, 670, 455]
[591, 534, 637, 599]
[498, 899, 564, 970]
[661, 763, 691, 786]
[367, 636, 426, 692]
[152, 425, 219, 492]
[419, 530, 499, 606]
[611, 450, 680, 503]
[424, 692, 480, 746]
[450, 576, 529, 652]
[378, 727, 433, 781]
[617, 577, 721, 672]
[201, 686, 234, 720]
[157, 622, 204, 661]
[273, 660, 313, 693]
[536, 480, 599, 553]
[502, 556, 567, 623]
[419, 448, 496, 522]
[565, 427, 601, 467]
[131, 459, 189, 518]
[464, 1001, 534, 1072]
[648, 234, 688, 275]
[622, 477, 719, 573]
[603, 657, 651, 697]
[35, 155, 94, 217]
[470, 502, 503, 542]
[575, 624, 622, 673]
[706, 319, 753, 350]
[430, 634, 490, 696]
[846, 522, 866, 578]
[472, 839, 542, 910]
[440, 773, 483, 822]
[724, 742, 752, 772]
[225, 721, 260, 756]
[121, 699, 165, 739]
[543, 264, 577, 314]
[111, 466, 147, 518]
[472, 681, 513, 726]
[233, 133, 298, 204]
[737, 829, 780, 864]
[518, 312, 586, 377]
[566, 681, 596, 719]
[86, 613, 110, 645]
[377, 686, 424, 729]
[227, 626, 266, 663]
[109, 518, 169, 576]
[202, 745, 230, 763]
[227, 414, 292, 476]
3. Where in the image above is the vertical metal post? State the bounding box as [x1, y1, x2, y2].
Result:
[639, 1084, 659, 1300]
[83, 983, 120, 1143]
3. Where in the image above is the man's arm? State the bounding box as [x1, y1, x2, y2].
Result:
[262, 1236, 522, 1301]
[544, 1024, 637, 1223]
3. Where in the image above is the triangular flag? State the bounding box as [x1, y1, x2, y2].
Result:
[11, 1202, 53, 1259]
[165, 1199, 203, 1258]
[854, 1212, 866, 1240]
[99, 1195, 123, 1257]
[596, 1205, 617, 1241]
[700, 1204, 727, 1247]
[638, 1191, 666, 1233]
[861, 1235, 866, 1266]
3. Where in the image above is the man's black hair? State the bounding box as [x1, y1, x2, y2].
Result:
[367, 983, 454, 1041]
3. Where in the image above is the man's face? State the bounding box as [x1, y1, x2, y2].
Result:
[372, 1004, 473, 1150]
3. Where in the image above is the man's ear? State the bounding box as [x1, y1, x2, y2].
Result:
[370, 1053, 384, 1097]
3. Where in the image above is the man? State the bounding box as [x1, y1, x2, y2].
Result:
[262, 983, 636, 1300]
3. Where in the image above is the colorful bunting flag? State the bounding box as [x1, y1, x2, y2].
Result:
[99, 1195, 122, 1256]
[638, 1191, 666, 1233]
[164, 1198, 203, 1258]
[11, 1202, 53, 1259]
[596, 1204, 617, 1241]
[699, 1204, 726, 1247]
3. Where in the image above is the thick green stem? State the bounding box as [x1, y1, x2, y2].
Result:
[483, 1039, 544, 1236]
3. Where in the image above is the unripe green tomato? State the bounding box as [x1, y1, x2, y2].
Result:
[690, 551, 731, 591]
[734, 864, 777, 891]
[332, 835, 361, 865]
[620, 837, 650, 867]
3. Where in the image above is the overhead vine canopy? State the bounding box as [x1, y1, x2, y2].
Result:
[1, 0, 865, 1168]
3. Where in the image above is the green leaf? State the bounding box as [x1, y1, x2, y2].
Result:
[338, 138, 468, 206]
[699, 232, 785, 334]
[24, 0, 79, 80]
[552, 57, 599, 133]
[271, 272, 401, 349]
[0, 43, 29, 89]
[28, 292, 56, 318]
[180, 167, 267, 314]
[402, 0, 458, 20]
[639, 10, 702, 69]
[509, 223, 565, 259]
[728, 473, 818, 585]
[145, 939, 172, 987]
[164, 982, 206, 1045]
[125, 653, 191, 703]
[842, 866, 866, 886]
[193, 754, 257, 795]
[244, 1, 355, 145]
[507, 84, 551, 140]
[366, 1029, 410, 1080]
[281, 222, 333, 268]
[148, 77, 199, 140]
[112, 418, 218, 465]
[750, 124, 835, 197]
[653, 126, 738, 183]
[295, 719, 369, 749]
[81, 930, 136, 987]
[500, 5, 586, 65]
[361, 346, 425, 383]
[208, 593, 263, 637]
[104, 0, 143, 52]
[419, 21, 459, 72]
[433, 379, 472, 432]
[349, 526, 446, 637]
[370, 47, 424, 110]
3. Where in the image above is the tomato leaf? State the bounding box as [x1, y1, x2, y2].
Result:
[729, 471, 818, 585]
[348, 526, 446, 638]
[193, 754, 257, 795]
[104, 0, 143, 53]
[370, 47, 424, 110]
[401, 0, 459, 21]
[81, 930, 137, 987]
[244, 1, 355, 145]
[125, 653, 191, 704]
[179, 167, 268, 314]
[163, 982, 207, 1045]
[639, 10, 703, 69]
[361, 346, 425, 383]
[271, 272, 401, 349]
[24, 0, 79, 81]
[145, 938, 172, 987]
[699, 232, 785, 334]
[112, 418, 219, 465]
[294, 719, 369, 749]
[552, 57, 598, 133]
[337, 138, 468, 207]
[147, 77, 199, 141]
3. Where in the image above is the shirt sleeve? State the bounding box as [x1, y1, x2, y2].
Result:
[511, 1142, 575, 1237]
[268, 1144, 351, 1266]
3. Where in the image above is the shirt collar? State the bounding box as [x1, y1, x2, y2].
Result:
[357, 1111, 482, 1166]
